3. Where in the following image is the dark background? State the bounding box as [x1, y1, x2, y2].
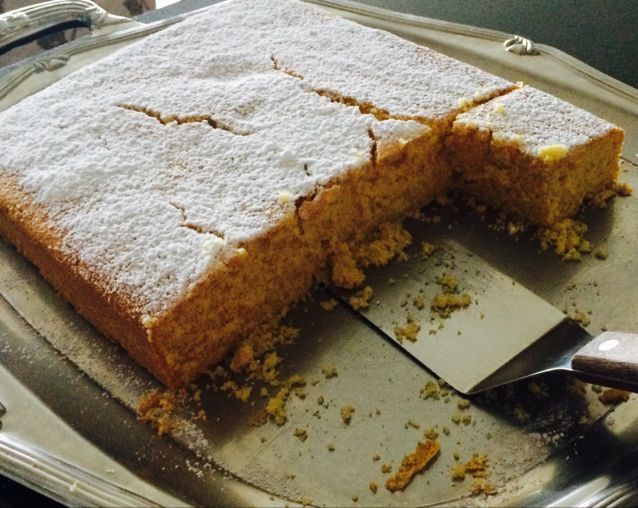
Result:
[1, 0, 636, 506]
[354, 0, 638, 88]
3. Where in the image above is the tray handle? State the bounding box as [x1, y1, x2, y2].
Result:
[0, 433, 160, 507]
[0, 0, 129, 54]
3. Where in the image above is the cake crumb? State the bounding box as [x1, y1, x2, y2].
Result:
[340, 405, 355, 424]
[424, 427, 439, 440]
[471, 478, 498, 496]
[369, 482, 378, 494]
[355, 221, 412, 268]
[450, 464, 466, 480]
[137, 389, 182, 436]
[571, 310, 591, 327]
[221, 381, 253, 402]
[594, 247, 608, 260]
[385, 439, 440, 492]
[381, 463, 393, 474]
[421, 242, 435, 257]
[456, 454, 490, 479]
[322, 366, 338, 379]
[266, 387, 290, 426]
[394, 316, 421, 343]
[420, 381, 440, 400]
[293, 428, 308, 442]
[589, 181, 633, 207]
[193, 409, 207, 421]
[431, 293, 472, 318]
[320, 298, 339, 311]
[413, 294, 426, 310]
[349, 286, 374, 310]
[452, 454, 496, 496]
[229, 344, 254, 372]
[457, 399, 471, 410]
[539, 218, 593, 260]
[614, 181, 633, 196]
[437, 273, 458, 292]
[261, 352, 282, 383]
[265, 375, 306, 426]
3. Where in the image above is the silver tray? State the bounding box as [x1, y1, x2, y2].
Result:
[1, 1, 637, 506]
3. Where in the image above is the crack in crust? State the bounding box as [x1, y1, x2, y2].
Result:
[270, 55, 392, 121]
[117, 104, 252, 136]
[270, 55, 304, 79]
[367, 128, 378, 165]
[168, 202, 225, 239]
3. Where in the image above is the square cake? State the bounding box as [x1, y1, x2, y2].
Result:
[0, 0, 622, 387]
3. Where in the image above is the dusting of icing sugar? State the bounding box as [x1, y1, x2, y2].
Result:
[206, 0, 512, 121]
[371, 119, 431, 144]
[454, 86, 617, 154]
[0, 0, 511, 317]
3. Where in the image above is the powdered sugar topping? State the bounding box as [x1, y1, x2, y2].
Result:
[0, 0, 512, 316]
[454, 86, 618, 154]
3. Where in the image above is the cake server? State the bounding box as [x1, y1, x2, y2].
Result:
[333, 238, 638, 395]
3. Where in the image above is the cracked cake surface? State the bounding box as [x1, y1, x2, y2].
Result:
[0, 0, 511, 317]
[0, 0, 622, 386]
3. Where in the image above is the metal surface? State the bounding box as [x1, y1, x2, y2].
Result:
[0, 1, 184, 108]
[334, 238, 567, 394]
[503, 35, 539, 56]
[0, 0, 128, 49]
[333, 237, 638, 395]
[0, 0, 637, 506]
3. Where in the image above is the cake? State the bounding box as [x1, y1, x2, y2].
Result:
[447, 86, 624, 225]
[0, 0, 623, 387]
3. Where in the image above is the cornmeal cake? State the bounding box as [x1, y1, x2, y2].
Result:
[447, 86, 624, 225]
[0, 0, 622, 387]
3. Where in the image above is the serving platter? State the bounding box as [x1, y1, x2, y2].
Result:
[0, 1, 637, 506]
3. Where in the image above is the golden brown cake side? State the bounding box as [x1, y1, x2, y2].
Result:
[0, 174, 173, 382]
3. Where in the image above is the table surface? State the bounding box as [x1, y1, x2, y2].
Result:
[1, 0, 636, 506]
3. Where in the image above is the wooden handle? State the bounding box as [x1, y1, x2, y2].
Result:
[572, 331, 638, 391]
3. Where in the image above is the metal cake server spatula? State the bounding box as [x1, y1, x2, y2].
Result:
[334, 239, 638, 395]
